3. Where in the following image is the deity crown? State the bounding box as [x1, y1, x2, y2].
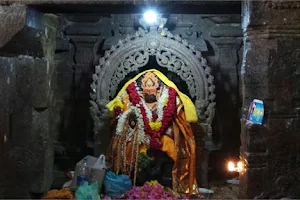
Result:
[141, 72, 159, 95]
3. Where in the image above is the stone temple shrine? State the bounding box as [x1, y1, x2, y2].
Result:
[0, 0, 299, 199]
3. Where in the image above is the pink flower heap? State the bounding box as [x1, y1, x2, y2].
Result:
[125, 181, 189, 200]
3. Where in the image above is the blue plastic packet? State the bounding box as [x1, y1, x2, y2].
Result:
[103, 171, 132, 198]
[247, 99, 264, 124]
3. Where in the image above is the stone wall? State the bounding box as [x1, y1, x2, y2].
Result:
[0, 6, 58, 198]
[239, 1, 300, 198]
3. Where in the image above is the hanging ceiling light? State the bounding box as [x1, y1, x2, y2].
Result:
[143, 10, 158, 24]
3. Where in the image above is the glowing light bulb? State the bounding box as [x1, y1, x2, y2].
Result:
[228, 161, 235, 172]
[143, 10, 158, 24]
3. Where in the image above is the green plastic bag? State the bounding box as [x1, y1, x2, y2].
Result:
[75, 182, 101, 200]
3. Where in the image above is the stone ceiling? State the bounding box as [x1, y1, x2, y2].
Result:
[0, 1, 241, 14]
[0, 0, 240, 5]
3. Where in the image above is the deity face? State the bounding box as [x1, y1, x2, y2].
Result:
[144, 93, 157, 103]
[130, 121, 136, 127]
[141, 72, 160, 103]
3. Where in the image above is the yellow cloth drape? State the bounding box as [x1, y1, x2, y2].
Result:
[106, 69, 198, 123]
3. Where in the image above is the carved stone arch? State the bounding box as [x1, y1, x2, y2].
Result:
[90, 18, 216, 138]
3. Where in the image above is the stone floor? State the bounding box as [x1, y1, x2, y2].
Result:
[207, 180, 239, 199]
[51, 169, 240, 199]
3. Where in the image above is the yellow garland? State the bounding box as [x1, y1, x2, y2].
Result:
[106, 69, 198, 123]
[149, 121, 162, 131]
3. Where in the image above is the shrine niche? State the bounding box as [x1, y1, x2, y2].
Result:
[90, 16, 216, 190]
[90, 16, 215, 134]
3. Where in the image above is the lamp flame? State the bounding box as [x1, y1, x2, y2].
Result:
[237, 161, 243, 172]
[227, 160, 244, 172]
[227, 161, 235, 172]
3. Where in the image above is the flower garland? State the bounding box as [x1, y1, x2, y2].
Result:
[127, 82, 177, 149]
[140, 86, 169, 131]
[116, 106, 149, 176]
[115, 106, 149, 145]
[113, 91, 128, 117]
[156, 86, 169, 121]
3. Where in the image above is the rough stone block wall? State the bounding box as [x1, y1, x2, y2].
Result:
[0, 7, 58, 198]
[240, 1, 300, 198]
[0, 57, 55, 198]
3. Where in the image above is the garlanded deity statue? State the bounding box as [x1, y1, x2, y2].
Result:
[106, 69, 199, 195]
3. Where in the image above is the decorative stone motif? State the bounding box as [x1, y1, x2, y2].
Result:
[90, 17, 216, 137]
[264, 1, 300, 9]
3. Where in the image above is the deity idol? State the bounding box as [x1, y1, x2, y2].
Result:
[106, 69, 199, 194]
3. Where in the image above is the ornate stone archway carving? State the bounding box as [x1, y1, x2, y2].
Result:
[90, 17, 216, 138]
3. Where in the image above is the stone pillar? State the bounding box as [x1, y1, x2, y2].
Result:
[207, 18, 243, 184]
[0, 4, 27, 162]
[73, 40, 95, 156]
[240, 1, 300, 198]
[239, 121, 268, 198]
[63, 15, 107, 157]
[0, 7, 58, 198]
[0, 57, 17, 199]
[213, 38, 242, 156]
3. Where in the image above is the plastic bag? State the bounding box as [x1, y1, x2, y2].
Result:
[90, 155, 107, 192]
[104, 171, 132, 197]
[75, 182, 101, 200]
[71, 155, 111, 192]
[93, 155, 107, 169]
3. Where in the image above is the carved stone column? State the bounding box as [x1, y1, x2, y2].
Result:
[213, 37, 242, 156]
[64, 15, 102, 157]
[240, 1, 300, 198]
[206, 17, 243, 186]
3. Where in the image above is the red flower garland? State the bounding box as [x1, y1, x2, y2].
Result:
[127, 82, 177, 149]
[114, 107, 123, 117]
